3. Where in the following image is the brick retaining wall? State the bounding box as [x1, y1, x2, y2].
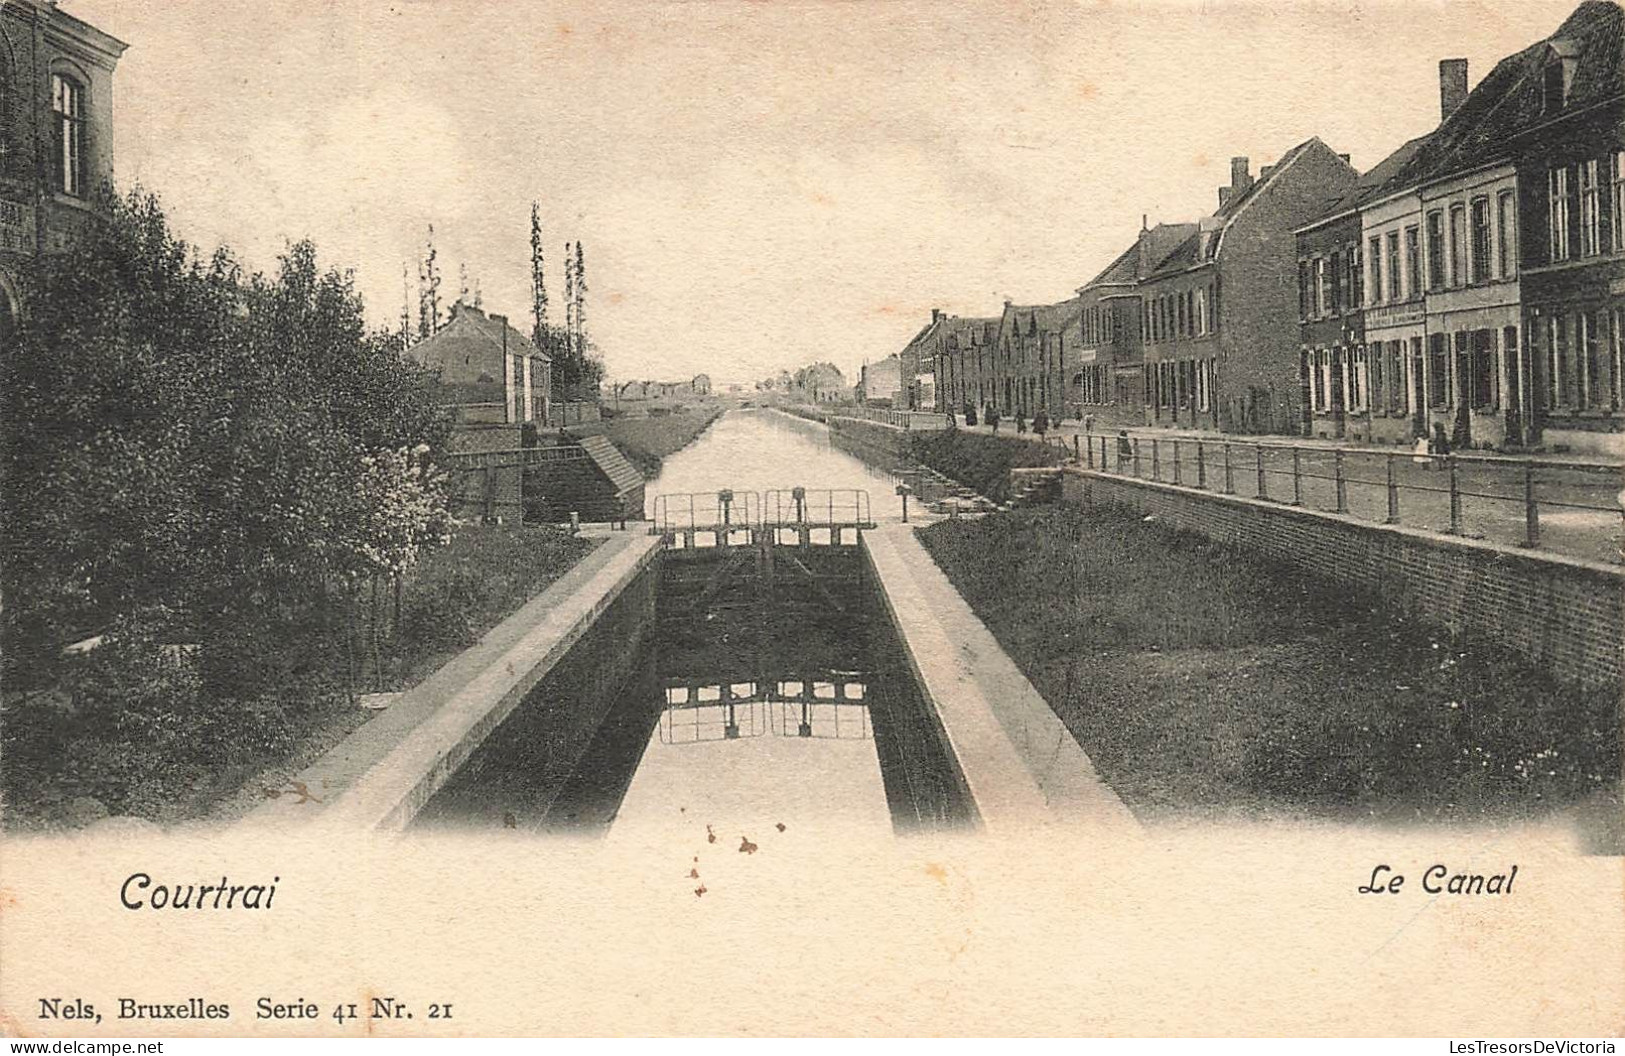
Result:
[1063, 468, 1623, 690]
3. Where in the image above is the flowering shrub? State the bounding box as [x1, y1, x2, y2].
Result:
[328, 444, 457, 581]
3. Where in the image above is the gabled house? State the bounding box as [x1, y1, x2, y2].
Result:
[1138, 143, 1359, 433]
[407, 302, 552, 424]
[1069, 242, 1143, 422]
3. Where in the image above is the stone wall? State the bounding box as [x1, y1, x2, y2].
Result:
[1063, 467, 1622, 689]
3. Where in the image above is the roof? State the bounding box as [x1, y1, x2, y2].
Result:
[1421, 2, 1620, 181]
[407, 302, 550, 375]
[1080, 242, 1141, 290]
[1300, 133, 1433, 231]
[1001, 297, 1082, 337]
[1347, 2, 1622, 205]
[1142, 231, 1204, 281]
[576, 435, 643, 498]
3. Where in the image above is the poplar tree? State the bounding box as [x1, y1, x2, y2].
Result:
[529, 203, 549, 355]
[573, 241, 587, 353]
[562, 240, 576, 386]
[400, 263, 412, 352]
[420, 224, 442, 338]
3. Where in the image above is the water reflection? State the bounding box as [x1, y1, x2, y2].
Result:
[418, 409, 974, 837]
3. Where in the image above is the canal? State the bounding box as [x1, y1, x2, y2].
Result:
[414, 409, 974, 839]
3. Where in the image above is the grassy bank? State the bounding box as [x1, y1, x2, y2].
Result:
[1, 523, 597, 830]
[906, 430, 1062, 503]
[917, 505, 1618, 822]
[573, 407, 723, 478]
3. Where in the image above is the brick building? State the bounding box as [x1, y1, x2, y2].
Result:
[1143, 143, 1359, 434]
[1513, 1, 1623, 453]
[0, 0, 128, 341]
[1295, 135, 1427, 442]
[994, 298, 1080, 421]
[1068, 243, 1142, 423]
[1292, 1, 1623, 453]
[407, 302, 552, 424]
[929, 313, 999, 417]
[859, 353, 903, 406]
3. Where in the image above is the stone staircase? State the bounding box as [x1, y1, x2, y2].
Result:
[1001, 467, 1064, 510]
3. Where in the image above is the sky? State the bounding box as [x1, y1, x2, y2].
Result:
[70, 0, 1582, 389]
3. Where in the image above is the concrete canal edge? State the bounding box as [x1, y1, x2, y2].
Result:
[247, 531, 661, 833]
[862, 523, 1139, 835]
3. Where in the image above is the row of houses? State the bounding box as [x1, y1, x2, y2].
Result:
[613, 374, 712, 402]
[905, 2, 1624, 453]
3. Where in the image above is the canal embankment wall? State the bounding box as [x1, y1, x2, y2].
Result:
[861, 524, 1138, 833]
[250, 531, 661, 831]
[1065, 468, 1623, 690]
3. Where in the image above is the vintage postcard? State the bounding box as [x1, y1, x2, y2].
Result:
[1, 0, 1621, 1040]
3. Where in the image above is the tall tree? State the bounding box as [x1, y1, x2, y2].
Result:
[573, 241, 587, 355]
[419, 224, 442, 339]
[562, 240, 576, 387]
[458, 261, 470, 308]
[529, 202, 549, 355]
[399, 262, 412, 353]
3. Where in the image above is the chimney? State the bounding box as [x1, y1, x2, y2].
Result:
[1230, 156, 1252, 195]
[931, 308, 942, 324]
[1439, 59, 1469, 121]
[1218, 186, 1232, 208]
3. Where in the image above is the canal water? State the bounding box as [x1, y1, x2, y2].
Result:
[415, 409, 973, 839]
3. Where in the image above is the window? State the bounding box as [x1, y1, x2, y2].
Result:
[1428, 333, 1449, 408]
[1350, 245, 1362, 307]
[1206, 283, 1216, 333]
[1314, 258, 1326, 317]
[1469, 197, 1491, 284]
[1613, 308, 1625, 409]
[1547, 315, 1569, 409]
[1370, 342, 1384, 411]
[1404, 227, 1420, 298]
[1389, 342, 1406, 415]
[1368, 236, 1383, 304]
[1580, 311, 1601, 409]
[52, 73, 85, 196]
[1549, 166, 1571, 262]
[1543, 60, 1567, 113]
[1298, 261, 1309, 319]
[1470, 331, 1495, 409]
[1449, 204, 1466, 286]
[1386, 231, 1401, 300]
[1351, 346, 1369, 413]
[1426, 210, 1446, 290]
[1497, 191, 1517, 278]
[1579, 159, 1600, 257]
[1330, 250, 1342, 313]
[1195, 287, 1207, 336]
[1612, 152, 1624, 253]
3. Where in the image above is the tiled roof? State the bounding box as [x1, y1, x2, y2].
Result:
[1081, 242, 1141, 289]
[407, 303, 550, 376]
[1393, 2, 1620, 190]
[1304, 133, 1433, 228]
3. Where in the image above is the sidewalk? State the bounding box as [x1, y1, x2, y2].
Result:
[923, 415, 1625, 468]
